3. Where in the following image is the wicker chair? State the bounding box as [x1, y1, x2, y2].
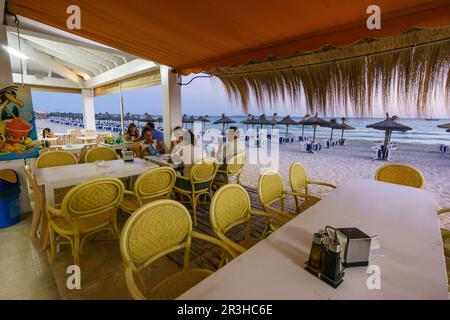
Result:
[120, 199, 237, 300]
[289, 163, 336, 211]
[213, 152, 245, 188]
[437, 209, 450, 257]
[24, 166, 44, 238]
[45, 178, 125, 265]
[173, 158, 218, 226]
[375, 163, 425, 189]
[35, 151, 78, 168]
[210, 184, 287, 256]
[258, 171, 313, 233]
[85, 146, 117, 163]
[120, 167, 176, 214]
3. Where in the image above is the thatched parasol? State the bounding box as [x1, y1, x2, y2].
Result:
[214, 113, 236, 134]
[254, 114, 271, 130]
[269, 113, 279, 130]
[437, 122, 450, 129]
[196, 115, 210, 133]
[298, 113, 311, 139]
[339, 117, 355, 140]
[182, 114, 194, 128]
[366, 113, 411, 160]
[298, 113, 330, 143]
[278, 115, 298, 137]
[241, 114, 253, 130]
[322, 118, 342, 141]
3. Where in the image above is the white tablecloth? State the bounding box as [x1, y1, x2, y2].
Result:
[179, 178, 448, 300]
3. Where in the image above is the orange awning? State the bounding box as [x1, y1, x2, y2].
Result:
[7, 0, 450, 75]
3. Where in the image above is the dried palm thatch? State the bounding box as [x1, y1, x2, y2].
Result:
[212, 27, 450, 117]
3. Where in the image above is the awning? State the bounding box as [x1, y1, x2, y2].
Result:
[94, 71, 161, 96]
[8, 0, 450, 75]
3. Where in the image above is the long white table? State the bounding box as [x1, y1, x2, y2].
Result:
[179, 179, 448, 300]
[35, 158, 158, 206]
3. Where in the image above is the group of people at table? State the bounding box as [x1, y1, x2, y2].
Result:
[124, 122, 246, 187]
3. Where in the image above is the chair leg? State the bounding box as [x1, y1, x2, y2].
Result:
[294, 196, 299, 212]
[73, 235, 81, 266]
[49, 228, 57, 262]
[191, 195, 197, 227]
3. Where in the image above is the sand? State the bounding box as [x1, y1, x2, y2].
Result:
[239, 139, 450, 229]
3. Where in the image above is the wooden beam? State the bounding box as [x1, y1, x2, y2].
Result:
[12, 73, 82, 89]
[8, 39, 84, 86]
[84, 59, 159, 88]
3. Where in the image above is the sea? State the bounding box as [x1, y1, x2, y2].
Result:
[38, 116, 450, 145]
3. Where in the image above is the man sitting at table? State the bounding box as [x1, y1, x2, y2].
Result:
[135, 126, 165, 158]
[171, 130, 205, 178]
[145, 122, 164, 141]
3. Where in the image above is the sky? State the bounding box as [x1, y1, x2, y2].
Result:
[31, 74, 448, 118]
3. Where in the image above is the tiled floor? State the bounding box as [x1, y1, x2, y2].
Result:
[0, 214, 60, 300]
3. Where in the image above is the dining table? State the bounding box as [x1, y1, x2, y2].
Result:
[178, 178, 449, 300]
[34, 158, 159, 250]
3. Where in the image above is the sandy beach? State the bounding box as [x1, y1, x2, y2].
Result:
[239, 140, 450, 229]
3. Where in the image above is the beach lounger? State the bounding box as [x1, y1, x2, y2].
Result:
[439, 145, 450, 154]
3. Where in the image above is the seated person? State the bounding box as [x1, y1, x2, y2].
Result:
[135, 126, 165, 158]
[214, 126, 245, 183]
[124, 123, 140, 141]
[172, 130, 206, 188]
[41, 128, 54, 148]
[169, 126, 183, 152]
[145, 122, 164, 141]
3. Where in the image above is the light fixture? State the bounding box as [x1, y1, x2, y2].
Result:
[2, 45, 28, 60]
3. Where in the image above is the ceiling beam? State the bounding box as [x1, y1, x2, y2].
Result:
[12, 73, 82, 89]
[20, 36, 108, 74]
[84, 59, 159, 88]
[4, 17, 134, 57]
[8, 39, 84, 86]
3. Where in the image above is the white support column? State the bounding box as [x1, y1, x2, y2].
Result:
[160, 65, 182, 149]
[0, 24, 13, 84]
[81, 89, 96, 131]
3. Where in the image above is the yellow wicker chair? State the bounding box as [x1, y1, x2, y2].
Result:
[120, 167, 176, 214]
[374, 163, 425, 189]
[45, 178, 125, 265]
[174, 158, 218, 226]
[24, 166, 44, 239]
[120, 199, 237, 300]
[289, 163, 336, 211]
[84, 146, 117, 163]
[437, 208, 450, 257]
[258, 171, 307, 233]
[36, 151, 78, 168]
[210, 184, 288, 255]
[214, 153, 246, 188]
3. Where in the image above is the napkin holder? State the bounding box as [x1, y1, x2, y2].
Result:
[336, 227, 373, 267]
[122, 150, 134, 162]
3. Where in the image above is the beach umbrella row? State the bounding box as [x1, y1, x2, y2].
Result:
[298, 113, 330, 143]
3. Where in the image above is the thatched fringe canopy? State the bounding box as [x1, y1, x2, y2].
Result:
[212, 27, 450, 117]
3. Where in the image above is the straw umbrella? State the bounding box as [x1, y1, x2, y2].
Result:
[298, 113, 330, 143]
[437, 122, 450, 129]
[182, 114, 194, 128]
[323, 118, 341, 141]
[241, 114, 253, 130]
[298, 114, 311, 139]
[196, 115, 210, 134]
[213, 113, 236, 134]
[339, 117, 355, 141]
[278, 115, 298, 137]
[270, 113, 278, 130]
[254, 113, 271, 130]
[366, 113, 411, 160]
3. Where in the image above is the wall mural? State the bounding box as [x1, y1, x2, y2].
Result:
[0, 85, 39, 160]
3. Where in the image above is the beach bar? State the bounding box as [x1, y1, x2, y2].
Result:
[0, 0, 449, 302]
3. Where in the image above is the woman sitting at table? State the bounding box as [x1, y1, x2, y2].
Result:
[136, 126, 165, 158]
[169, 126, 183, 152]
[171, 130, 205, 178]
[124, 123, 139, 142]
